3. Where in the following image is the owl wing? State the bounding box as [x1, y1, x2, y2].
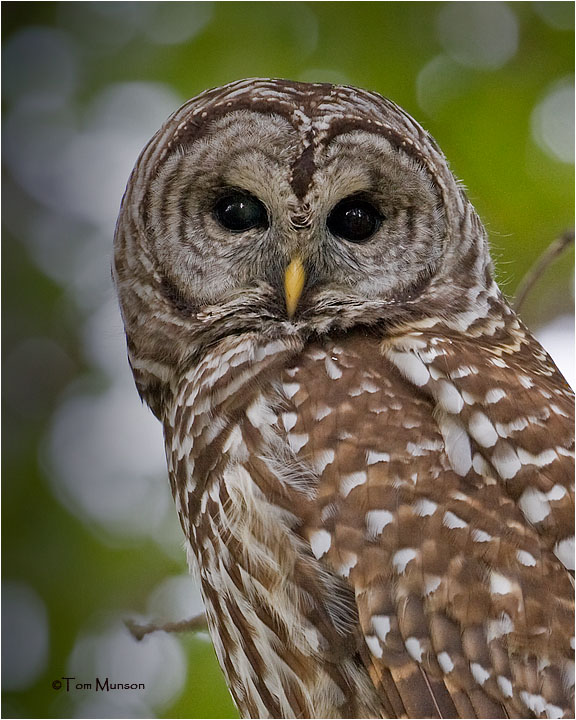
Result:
[285, 321, 574, 719]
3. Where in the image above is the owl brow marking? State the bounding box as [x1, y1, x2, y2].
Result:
[290, 141, 316, 200]
[159, 81, 448, 205]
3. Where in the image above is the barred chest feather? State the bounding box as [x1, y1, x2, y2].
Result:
[162, 316, 574, 720]
[163, 332, 383, 718]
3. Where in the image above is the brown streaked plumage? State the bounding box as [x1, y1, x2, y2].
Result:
[114, 79, 574, 719]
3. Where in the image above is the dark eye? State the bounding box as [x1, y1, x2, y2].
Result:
[213, 191, 268, 232]
[327, 198, 383, 243]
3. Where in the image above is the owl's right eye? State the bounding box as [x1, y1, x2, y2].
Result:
[213, 192, 268, 232]
[327, 197, 383, 243]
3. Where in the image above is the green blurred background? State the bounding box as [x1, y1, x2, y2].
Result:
[2, 2, 574, 718]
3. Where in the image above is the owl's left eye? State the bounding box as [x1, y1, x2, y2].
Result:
[213, 192, 268, 232]
[327, 198, 383, 243]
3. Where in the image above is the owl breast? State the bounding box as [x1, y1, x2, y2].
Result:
[163, 322, 573, 720]
[164, 332, 385, 718]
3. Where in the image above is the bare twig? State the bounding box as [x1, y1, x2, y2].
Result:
[125, 612, 208, 641]
[514, 229, 574, 312]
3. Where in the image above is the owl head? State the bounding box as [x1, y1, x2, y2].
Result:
[114, 79, 491, 415]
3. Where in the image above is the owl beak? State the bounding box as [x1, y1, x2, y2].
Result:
[284, 256, 306, 319]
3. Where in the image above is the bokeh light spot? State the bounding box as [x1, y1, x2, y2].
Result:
[144, 2, 214, 45]
[2, 27, 78, 105]
[46, 380, 171, 543]
[147, 575, 205, 625]
[67, 616, 186, 716]
[416, 55, 468, 117]
[4, 83, 181, 236]
[536, 314, 575, 389]
[531, 78, 575, 164]
[437, 2, 518, 69]
[2, 581, 49, 691]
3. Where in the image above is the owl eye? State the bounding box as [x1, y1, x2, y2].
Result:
[327, 198, 383, 243]
[213, 191, 268, 232]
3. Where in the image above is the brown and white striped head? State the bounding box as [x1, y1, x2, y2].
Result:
[114, 78, 492, 415]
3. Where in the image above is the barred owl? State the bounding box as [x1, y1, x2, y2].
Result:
[114, 79, 574, 719]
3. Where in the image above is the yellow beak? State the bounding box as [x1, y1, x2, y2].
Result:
[284, 257, 306, 319]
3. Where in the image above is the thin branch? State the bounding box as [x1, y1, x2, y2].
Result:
[125, 612, 208, 642]
[514, 229, 574, 312]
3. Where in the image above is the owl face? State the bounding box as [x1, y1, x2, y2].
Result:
[149, 108, 446, 320]
[129, 79, 484, 349]
[115, 79, 488, 404]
